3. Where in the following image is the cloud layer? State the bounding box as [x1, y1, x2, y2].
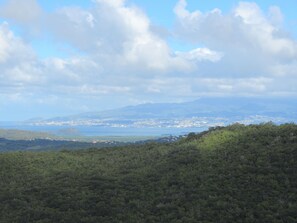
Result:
[0, 0, 297, 118]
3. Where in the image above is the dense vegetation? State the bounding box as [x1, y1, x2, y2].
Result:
[0, 123, 296, 222]
[0, 136, 178, 152]
[0, 138, 124, 152]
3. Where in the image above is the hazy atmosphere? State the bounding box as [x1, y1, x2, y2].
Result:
[1, 0, 297, 121]
[1, 1, 297, 222]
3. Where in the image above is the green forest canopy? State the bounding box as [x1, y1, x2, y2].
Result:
[0, 123, 296, 222]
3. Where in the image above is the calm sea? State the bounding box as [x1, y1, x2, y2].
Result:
[0, 123, 207, 137]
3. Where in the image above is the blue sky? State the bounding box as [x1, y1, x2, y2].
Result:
[0, 0, 297, 121]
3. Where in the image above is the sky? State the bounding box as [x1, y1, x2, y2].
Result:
[0, 0, 297, 121]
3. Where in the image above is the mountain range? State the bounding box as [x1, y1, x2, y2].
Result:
[30, 97, 297, 128]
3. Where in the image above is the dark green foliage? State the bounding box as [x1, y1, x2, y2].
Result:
[0, 138, 125, 152]
[0, 123, 297, 222]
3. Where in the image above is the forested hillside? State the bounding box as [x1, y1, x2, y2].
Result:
[0, 138, 124, 152]
[0, 123, 296, 222]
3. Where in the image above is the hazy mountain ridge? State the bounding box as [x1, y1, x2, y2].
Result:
[30, 98, 297, 128]
[54, 98, 297, 119]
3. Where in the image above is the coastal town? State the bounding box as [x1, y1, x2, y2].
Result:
[30, 115, 287, 129]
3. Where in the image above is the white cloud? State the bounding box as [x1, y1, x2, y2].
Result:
[95, 0, 125, 8]
[0, 22, 43, 89]
[174, 0, 297, 78]
[0, 22, 34, 63]
[234, 2, 297, 57]
[268, 6, 283, 27]
[176, 48, 223, 62]
[0, 23, 13, 63]
[47, 0, 194, 73]
[175, 0, 297, 75]
[0, 0, 297, 118]
[0, 0, 42, 24]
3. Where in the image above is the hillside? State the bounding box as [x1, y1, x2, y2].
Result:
[0, 138, 124, 152]
[0, 128, 57, 140]
[0, 123, 296, 222]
